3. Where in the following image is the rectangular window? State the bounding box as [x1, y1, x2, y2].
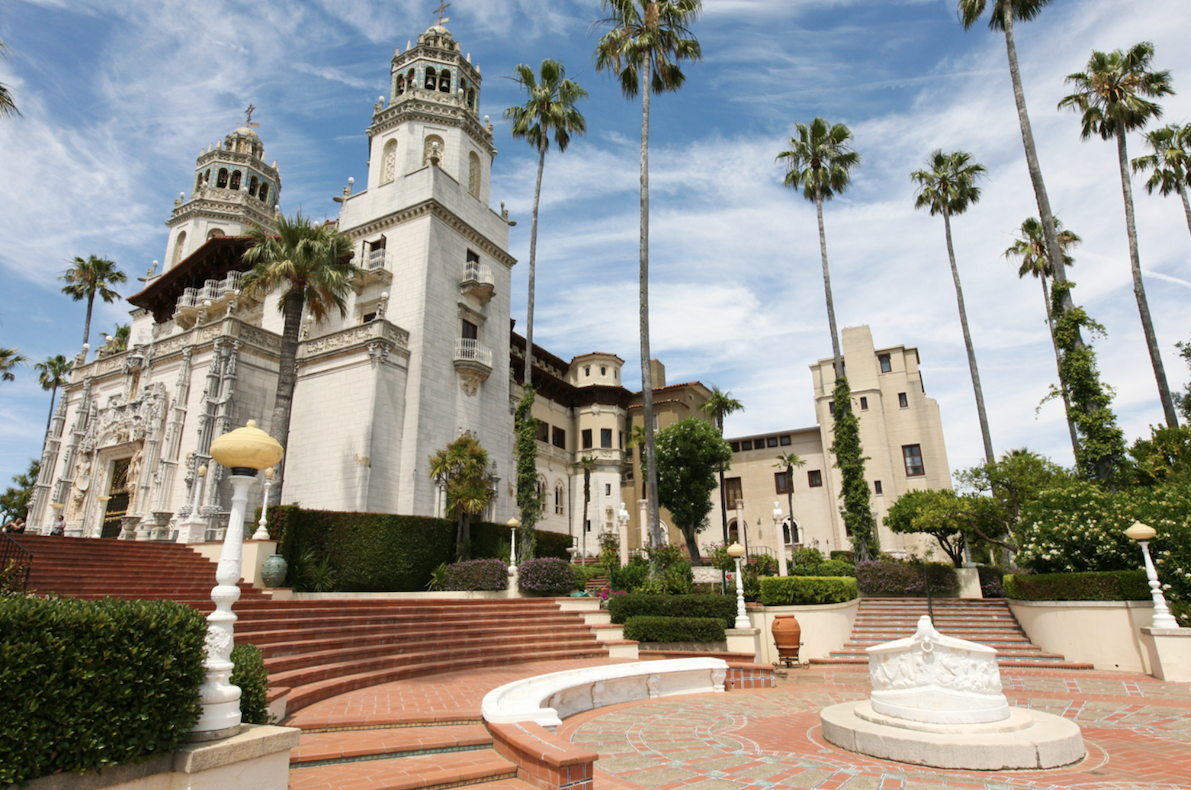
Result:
[730, 441, 740, 452]
[828, 402, 835, 416]
[536, 421, 549, 443]
[466, 249, 480, 264]
[779, 435, 791, 446]
[724, 477, 743, 509]
[874, 480, 883, 495]
[618, 431, 623, 449]
[808, 470, 823, 487]
[552, 426, 566, 449]
[601, 428, 612, 448]
[775, 472, 792, 495]
[741, 440, 752, 451]
[581, 429, 592, 449]
[586, 520, 592, 533]
[362, 312, 377, 323]
[767, 436, 778, 448]
[903, 445, 925, 477]
[461, 319, 478, 340]
[605, 483, 611, 496]
[859, 396, 868, 410]
[898, 392, 908, 408]
[879, 354, 892, 373]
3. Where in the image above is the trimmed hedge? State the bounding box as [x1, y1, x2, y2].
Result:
[815, 559, 857, 577]
[231, 643, 271, 725]
[518, 557, 576, 596]
[608, 594, 736, 629]
[269, 505, 571, 592]
[623, 616, 726, 643]
[760, 576, 859, 605]
[1004, 570, 1149, 601]
[446, 559, 509, 591]
[856, 560, 958, 596]
[0, 596, 208, 786]
[830, 551, 855, 563]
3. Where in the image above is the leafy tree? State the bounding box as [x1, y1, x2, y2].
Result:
[59, 255, 127, 350]
[594, 0, 703, 549]
[0, 347, 26, 383]
[830, 379, 878, 561]
[240, 213, 358, 503]
[1005, 216, 1081, 456]
[1177, 339, 1191, 423]
[0, 460, 39, 523]
[1059, 42, 1177, 427]
[958, 0, 1074, 319]
[911, 149, 993, 462]
[1132, 123, 1191, 238]
[884, 488, 973, 567]
[955, 447, 1067, 525]
[504, 59, 587, 386]
[773, 451, 805, 544]
[0, 39, 19, 118]
[513, 386, 542, 560]
[1049, 281, 1127, 483]
[34, 355, 70, 437]
[776, 118, 859, 380]
[1122, 425, 1191, 487]
[428, 433, 494, 562]
[698, 385, 743, 543]
[654, 417, 732, 565]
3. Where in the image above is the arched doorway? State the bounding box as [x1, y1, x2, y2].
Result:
[100, 458, 130, 539]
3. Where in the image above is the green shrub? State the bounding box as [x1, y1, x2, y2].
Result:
[790, 547, 826, 570]
[856, 560, 958, 595]
[230, 644, 271, 725]
[623, 616, 726, 643]
[977, 565, 1012, 598]
[815, 559, 856, 577]
[1003, 570, 1149, 601]
[0, 596, 208, 786]
[518, 557, 576, 596]
[446, 559, 509, 591]
[608, 594, 736, 629]
[574, 564, 607, 588]
[760, 576, 859, 605]
[612, 560, 649, 592]
[830, 550, 855, 563]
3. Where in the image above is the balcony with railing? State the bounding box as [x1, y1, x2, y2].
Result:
[173, 269, 248, 328]
[454, 337, 493, 392]
[352, 247, 393, 291]
[460, 260, 495, 303]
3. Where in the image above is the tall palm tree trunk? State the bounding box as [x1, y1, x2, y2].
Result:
[269, 290, 305, 504]
[785, 469, 795, 544]
[1116, 128, 1178, 426]
[1178, 182, 1191, 237]
[1041, 277, 1081, 458]
[638, 49, 662, 548]
[582, 470, 590, 564]
[524, 142, 548, 385]
[942, 208, 994, 462]
[82, 295, 95, 348]
[814, 182, 843, 379]
[44, 385, 58, 438]
[717, 414, 728, 545]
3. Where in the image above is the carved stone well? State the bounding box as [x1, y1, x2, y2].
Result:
[820, 616, 1085, 770]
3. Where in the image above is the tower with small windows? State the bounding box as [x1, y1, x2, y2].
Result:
[161, 126, 281, 273]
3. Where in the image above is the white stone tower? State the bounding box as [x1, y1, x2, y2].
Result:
[284, 20, 514, 518]
[161, 121, 281, 274]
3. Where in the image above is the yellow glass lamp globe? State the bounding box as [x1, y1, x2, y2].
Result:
[1125, 521, 1157, 542]
[210, 419, 284, 472]
[727, 542, 746, 559]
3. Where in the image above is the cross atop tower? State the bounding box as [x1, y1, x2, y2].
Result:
[244, 104, 259, 127]
[433, 1, 450, 25]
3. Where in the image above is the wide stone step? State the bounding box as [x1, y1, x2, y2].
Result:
[254, 623, 600, 655]
[237, 612, 588, 635]
[290, 723, 492, 765]
[287, 746, 516, 790]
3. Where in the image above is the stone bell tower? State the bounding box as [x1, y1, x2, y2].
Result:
[161, 112, 281, 274]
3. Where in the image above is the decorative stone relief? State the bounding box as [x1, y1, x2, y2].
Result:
[458, 368, 485, 396]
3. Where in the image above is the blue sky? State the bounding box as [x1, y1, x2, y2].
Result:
[2, 0, 1191, 487]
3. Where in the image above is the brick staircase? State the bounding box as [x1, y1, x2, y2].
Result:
[812, 598, 1094, 670]
[12, 535, 611, 718]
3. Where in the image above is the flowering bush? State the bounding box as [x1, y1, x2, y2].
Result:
[856, 559, 958, 596]
[445, 558, 508, 591]
[518, 557, 577, 596]
[976, 565, 1013, 598]
[1014, 481, 1191, 624]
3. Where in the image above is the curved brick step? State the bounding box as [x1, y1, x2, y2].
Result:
[291, 723, 493, 766]
[287, 746, 516, 790]
[256, 625, 600, 662]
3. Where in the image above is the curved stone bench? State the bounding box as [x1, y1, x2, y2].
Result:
[482, 658, 729, 790]
[482, 657, 729, 731]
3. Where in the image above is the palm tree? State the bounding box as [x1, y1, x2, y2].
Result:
[1132, 123, 1191, 238]
[572, 456, 598, 563]
[776, 118, 860, 379]
[428, 433, 494, 562]
[0, 347, 26, 383]
[958, 0, 1073, 315]
[35, 355, 70, 436]
[595, 0, 702, 549]
[504, 59, 588, 387]
[0, 39, 19, 118]
[772, 451, 805, 545]
[911, 150, 994, 463]
[1004, 217, 1081, 457]
[240, 213, 358, 502]
[59, 255, 127, 350]
[1059, 42, 1177, 427]
[698, 386, 743, 544]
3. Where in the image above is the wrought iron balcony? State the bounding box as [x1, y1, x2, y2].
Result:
[460, 260, 494, 302]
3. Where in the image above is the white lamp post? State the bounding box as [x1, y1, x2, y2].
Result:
[727, 541, 750, 629]
[506, 517, 520, 596]
[617, 502, 630, 567]
[773, 501, 787, 577]
[192, 419, 283, 740]
[250, 467, 275, 541]
[1126, 521, 1180, 629]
